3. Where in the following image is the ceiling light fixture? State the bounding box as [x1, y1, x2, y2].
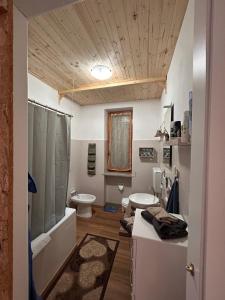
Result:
[91, 65, 112, 80]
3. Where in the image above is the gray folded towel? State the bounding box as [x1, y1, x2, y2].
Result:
[146, 207, 178, 224]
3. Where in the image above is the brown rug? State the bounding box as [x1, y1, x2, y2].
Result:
[45, 234, 119, 300]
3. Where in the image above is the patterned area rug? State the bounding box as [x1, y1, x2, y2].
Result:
[46, 234, 119, 300]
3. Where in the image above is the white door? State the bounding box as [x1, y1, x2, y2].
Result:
[186, 0, 211, 299]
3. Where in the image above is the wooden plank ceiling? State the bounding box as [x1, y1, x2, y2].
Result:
[28, 0, 188, 105]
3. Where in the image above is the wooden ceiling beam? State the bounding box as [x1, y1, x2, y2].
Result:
[59, 76, 167, 96]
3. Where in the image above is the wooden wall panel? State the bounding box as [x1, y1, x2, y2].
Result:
[0, 0, 13, 299]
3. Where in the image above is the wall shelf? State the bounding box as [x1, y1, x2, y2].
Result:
[103, 172, 134, 178]
[164, 137, 191, 146]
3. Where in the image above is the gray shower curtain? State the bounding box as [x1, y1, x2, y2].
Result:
[28, 103, 71, 240]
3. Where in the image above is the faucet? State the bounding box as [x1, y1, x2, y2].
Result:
[71, 190, 78, 197]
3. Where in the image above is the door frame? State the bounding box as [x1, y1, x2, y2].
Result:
[0, 0, 13, 299]
[9, 0, 223, 299]
[186, 0, 223, 299]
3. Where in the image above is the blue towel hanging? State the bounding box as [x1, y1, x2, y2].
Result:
[28, 173, 37, 194]
[166, 177, 179, 214]
[28, 173, 42, 300]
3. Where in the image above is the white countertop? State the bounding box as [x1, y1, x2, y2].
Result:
[132, 209, 188, 247]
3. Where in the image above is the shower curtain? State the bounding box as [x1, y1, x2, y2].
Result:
[28, 103, 71, 240]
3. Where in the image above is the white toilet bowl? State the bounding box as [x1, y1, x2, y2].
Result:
[70, 194, 96, 218]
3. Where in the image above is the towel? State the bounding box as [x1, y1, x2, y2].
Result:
[141, 207, 188, 240]
[166, 178, 179, 214]
[28, 173, 37, 193]
[29, 232, 42, 300]
[146, 207, 178, 224]
[28, 174, 42, 300]
[120, 216, 135, 236]
[87, 143, 96, 175]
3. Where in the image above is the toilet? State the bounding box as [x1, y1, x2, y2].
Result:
[70, 191, 96, 218]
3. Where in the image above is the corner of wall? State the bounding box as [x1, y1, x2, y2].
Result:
[13, 6, 29, 300]
[158, 0, 194, 215]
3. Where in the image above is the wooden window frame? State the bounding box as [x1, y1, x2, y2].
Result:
[107, 110, 133, 172]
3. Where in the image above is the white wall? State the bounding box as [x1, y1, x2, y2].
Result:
[77, 100, 161, 205]
[13, 6, 28, 300]
[78, 99, 161, 141]
[28, 74, 80, 140]
[161, 0, 194, 122]
[160, 0, 194, 215]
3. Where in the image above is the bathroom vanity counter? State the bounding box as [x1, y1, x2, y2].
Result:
[132, 209, 188, 247]
[131, 209, 188, 300]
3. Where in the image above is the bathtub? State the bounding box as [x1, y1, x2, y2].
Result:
[32, 207, 77, 295]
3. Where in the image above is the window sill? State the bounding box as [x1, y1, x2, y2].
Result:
[103, 172, 134, 178]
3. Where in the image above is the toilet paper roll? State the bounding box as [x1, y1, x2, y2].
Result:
[118, 185, 124, 192]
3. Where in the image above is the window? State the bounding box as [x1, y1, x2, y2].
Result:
[107, 110, 132, 172]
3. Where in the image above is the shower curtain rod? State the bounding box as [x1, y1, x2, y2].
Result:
[28, 98, 73, 118]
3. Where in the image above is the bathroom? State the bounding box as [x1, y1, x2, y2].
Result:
[27, 0, 192, 297]
[1, 0, 225, 299]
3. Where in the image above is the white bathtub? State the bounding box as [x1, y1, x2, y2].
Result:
[32, 207, 77, 295]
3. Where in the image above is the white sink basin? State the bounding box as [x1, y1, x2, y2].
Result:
[71, 194, 96, 204]
[129, 193, 159, 208]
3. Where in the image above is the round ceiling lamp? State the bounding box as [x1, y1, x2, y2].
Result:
[91, 65, 112, 80]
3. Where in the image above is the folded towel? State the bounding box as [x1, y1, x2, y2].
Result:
[120, 216, 135, 236]
[146, 207, 178, 224]
[166, 178, 179, 213]
[88, 155, 96, 162]
[88, 143, 96, 175]
[141, 208, 188, 240]
[87, 162, 95, 170]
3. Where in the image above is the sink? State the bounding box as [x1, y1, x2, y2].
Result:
[129, 193, 159, 208]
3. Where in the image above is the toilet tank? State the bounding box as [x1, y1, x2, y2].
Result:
[152, 167, 162, 194]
